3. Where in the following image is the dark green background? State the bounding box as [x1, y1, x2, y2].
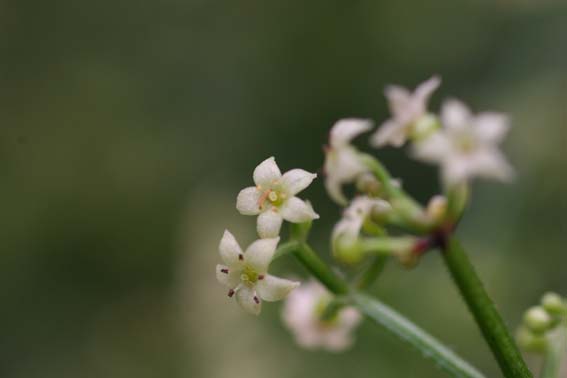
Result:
[1, 0, 566, 377]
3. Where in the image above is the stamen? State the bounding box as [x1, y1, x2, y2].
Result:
[228, 289, 235, 297]
[238, 254, 244, 261]
[258, 274, 265, 280]
[253, 296, 260, 304]
[221, 268, 229, 274]
[257, 189, 272, 210]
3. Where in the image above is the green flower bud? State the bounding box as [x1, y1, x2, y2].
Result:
[516, 326, 547, 353]
[524, 306, 552, 333]
[541, 292, 566, 315]
[333, 236, 364, 265]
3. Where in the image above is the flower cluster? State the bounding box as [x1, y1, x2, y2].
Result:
[216, 157, 319, 315]
[517, 292, 567, 353]
[216, 75, 515, 354]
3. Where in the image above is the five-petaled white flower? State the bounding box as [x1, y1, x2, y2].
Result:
[236, 157, 319, 238]
[332, 195, 391, 247]
[282, 281, 362, 352]
[413, 99, 514, 187]
[371, 76, 441, 148]
[216, 230, 300, 315]
[324, 119, 374, 206]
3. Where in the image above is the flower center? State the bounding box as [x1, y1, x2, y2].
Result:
[455, 132, 476, 154]
[240, 266, 259, 284]
[257, 187, 286, 210]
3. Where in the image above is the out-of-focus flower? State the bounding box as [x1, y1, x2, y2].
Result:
[332, 196, 391, 245]
[371, 76, 441, 148]
[216, 230, 299, 315]
[236, 157, 319, 238]
[413, 99, 513, 187]
[282, 281, 361, 352]
[331, 196, 391, 264]
[324, 119, 374, 205]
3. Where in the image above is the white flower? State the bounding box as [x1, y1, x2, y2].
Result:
[371, 76, 441, 148]
[282, 281, 362, 352]
[236, 157, 319, 238]
[332, 196, 391, 246]
[324, 119, 374, 205]
[216, 230, 300, 315]
[413, 99, 514, 187]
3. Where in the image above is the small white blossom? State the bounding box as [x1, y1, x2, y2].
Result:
[236, 157, 319, 238]
[282, 281, 362, 352]
[332, 196, 391, 246]
[413, 99, 513, 187]
[216, 230, 300, 315]
[371, 76, 441, 148]
[324, 119, 374, 205]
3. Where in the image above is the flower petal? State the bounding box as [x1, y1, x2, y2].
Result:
[474, 113, 510, 143]
[325, 177, 348, 206]
[245, 237, 279, 273]
[280, 197, 319, 223]
[257, 274, 300, 302]
[219, 230, 244, 266]
[370, 119, 406, 148]
[253, 157, 282, 186]
[257, 210, 283, 238]
[412, 132, 452, 163]
[236, 187, 262, 215]
[216, 264, 240, 288]
[236, 286, 261, 315]
[470, 149, 514, 182]
[441, 99, 471, 132]
[385, 85, 411, 117]
[281, 169, 317, 196]
[414, 75, 441, 103]
[329, 119, 373, 148]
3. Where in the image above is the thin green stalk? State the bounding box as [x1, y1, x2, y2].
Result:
[353, 293, 486, 378]
[541, 327, 567, 378]
[442, 237, 532, 378]
[286, 238, 486, 377]
[273, 240, 300, 260]
[292, 243, 349, 295]
[356, 255, 389, 290]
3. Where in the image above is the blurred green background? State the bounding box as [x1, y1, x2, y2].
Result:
[1, 0, 567, 377]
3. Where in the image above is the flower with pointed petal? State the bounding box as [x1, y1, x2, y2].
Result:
[324, 119, 374, 205]
[216, 230, 300, 315]
[282, 281, 361, 352]
[413, 99, 514, 187]
[371, 76, 441, 148]
[236, 157, 319, 238]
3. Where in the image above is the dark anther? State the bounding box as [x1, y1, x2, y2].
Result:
[253, 296, 260, 304]
[221, 268, 229, 274]
[238, 254, 244, 261]
[228, 289, 235, 297]
[258, 275, 265, 280]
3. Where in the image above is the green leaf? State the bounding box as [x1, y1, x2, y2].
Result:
[352, 293, 486, 378]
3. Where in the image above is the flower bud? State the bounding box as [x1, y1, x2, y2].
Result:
[524, 306, 552, 333]
[333, 236, 364, 265]
[541, 292, 566, 315]
[355, 173, 382, 197]
[425, 195, 448, 225]
[411, 114, 440, 141]
[516, 326, 547, 353]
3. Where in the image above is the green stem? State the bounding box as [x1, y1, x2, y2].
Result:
[353, 293, 486, 378]
[442, 237, 532, 378]
[541, 327, 567, 378]
[274, 240, 301, 260]
[287, 239, 486, 377]
[292, 243, 349, 295]
[356, 255, 389, 290]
